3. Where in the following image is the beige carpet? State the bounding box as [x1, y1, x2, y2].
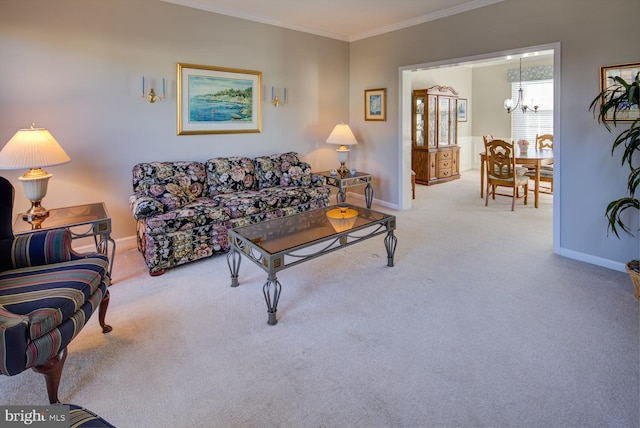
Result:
[2, 170, 638, 427]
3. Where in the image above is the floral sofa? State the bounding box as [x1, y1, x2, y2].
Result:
[129, 152, 331, 275]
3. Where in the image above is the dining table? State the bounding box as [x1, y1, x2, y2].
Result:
[479, 148, 554, 208]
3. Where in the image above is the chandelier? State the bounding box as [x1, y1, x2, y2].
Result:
[504, 58, 538, 114]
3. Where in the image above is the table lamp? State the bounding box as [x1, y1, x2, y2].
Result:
[0, 123, 71, 222]
[326, 123, 358, 176]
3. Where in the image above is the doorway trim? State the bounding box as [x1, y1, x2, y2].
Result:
[398, 42, 561, 254]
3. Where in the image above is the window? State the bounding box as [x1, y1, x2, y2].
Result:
[510, 79, 553, 144]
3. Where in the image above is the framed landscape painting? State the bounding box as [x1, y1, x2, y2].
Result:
[177, 63, 262, 135]
[364, 88, 386, 121]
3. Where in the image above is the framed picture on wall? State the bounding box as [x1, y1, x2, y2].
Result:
[177, 63, 262, 135]
[457, 98, 467, 122]
[364, 88, 386, 121]
[599, 62, 640, 122]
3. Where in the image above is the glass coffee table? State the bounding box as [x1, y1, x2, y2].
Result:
[227, 205, 397, 325]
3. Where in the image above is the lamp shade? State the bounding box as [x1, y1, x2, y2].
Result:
[0, 124, 70, 169]
[325, 124, 358, 146]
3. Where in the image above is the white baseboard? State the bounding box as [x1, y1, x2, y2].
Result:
[558, 247, 626, 273]
[74, 235, 137, 255]
[346, 192, 400, 210]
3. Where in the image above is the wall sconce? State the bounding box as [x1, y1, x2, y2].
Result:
[271, 86, 287, 107]
[142, 76, 166, 103]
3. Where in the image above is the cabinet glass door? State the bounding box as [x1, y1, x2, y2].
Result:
[414, 95, 425, 146]
[450, 99, 457, 145]
[427, 95, 437, 147]
[438, 97, 450, 146]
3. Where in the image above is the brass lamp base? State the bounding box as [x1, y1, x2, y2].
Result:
[23, 201, 49, 229]
[22, 201, 49, 221]
[18, 168, 53, 226]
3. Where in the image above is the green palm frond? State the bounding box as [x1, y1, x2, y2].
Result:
[589, 71, 640, 238]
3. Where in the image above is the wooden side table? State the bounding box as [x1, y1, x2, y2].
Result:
[13, 202, 116, 276]
[316, 171, 374, 208]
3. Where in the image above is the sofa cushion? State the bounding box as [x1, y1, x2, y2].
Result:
[143, 198, 231, 235]
[254, 152, 300, 189]
[229, 198, 330, 229]
[280, 161, 312, 187]
[212, 185, 330, 219]
[0, 255, 109, 340]
[132, 162, 207, 209]
[210, 190, 280, 219]
[206, 157, 256, 196]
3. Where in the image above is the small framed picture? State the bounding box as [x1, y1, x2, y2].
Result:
[457, 98, 467, 122]
[599, 62, 640, 122]
[364, 88, 386, 121]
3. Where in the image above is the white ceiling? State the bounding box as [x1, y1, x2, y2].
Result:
[159, 0, 504, 41]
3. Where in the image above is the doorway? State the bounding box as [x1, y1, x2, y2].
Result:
[398, 43, 561, 253]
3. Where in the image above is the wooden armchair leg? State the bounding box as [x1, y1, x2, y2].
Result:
[99, 290, 113, 334]
[32, 348, 67, 404]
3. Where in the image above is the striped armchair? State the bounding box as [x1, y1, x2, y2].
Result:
[0, 176, 112, 404]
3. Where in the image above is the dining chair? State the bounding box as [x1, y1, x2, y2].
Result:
[536, 133, 554, 150]
[484, 139, 529, 211]
[526, 133, 554, 193]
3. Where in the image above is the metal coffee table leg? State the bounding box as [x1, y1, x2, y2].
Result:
[227, 249, 241, 287]
[385, 230, 397, 267]
[364, 183, 373, 208]
[263, 273, 282, 325]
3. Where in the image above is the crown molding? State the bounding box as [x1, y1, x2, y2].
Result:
[160, 0, 504, 42]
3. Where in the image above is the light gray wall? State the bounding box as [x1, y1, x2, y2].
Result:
[349, 0, 639, 270]
[1, 0, 638, 271]
[472, 57, 554, 140]
[0, 0, 349, 244]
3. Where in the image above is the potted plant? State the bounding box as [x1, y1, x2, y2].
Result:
[589, 67, 640, 298]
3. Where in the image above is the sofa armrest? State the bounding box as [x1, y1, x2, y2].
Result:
[10, 229, 82, 269]
[129, 194, 166, 220]
[310, 173, 326, 187]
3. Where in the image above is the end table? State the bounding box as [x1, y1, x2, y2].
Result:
[316, 171, 374, 208]
[13, 202, 116, 277]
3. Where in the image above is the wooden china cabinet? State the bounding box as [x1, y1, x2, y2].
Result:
[412, 85, 460, 185]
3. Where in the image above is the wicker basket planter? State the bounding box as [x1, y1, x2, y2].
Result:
[625, 260, 640, 300]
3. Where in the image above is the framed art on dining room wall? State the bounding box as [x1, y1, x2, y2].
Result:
[457, 98, 467, 122]
[177, 63, 262, 135]
[364, 88, 386, 121]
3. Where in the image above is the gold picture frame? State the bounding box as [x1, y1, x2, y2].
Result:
[177, 63, 262, 135]
[364, 88, 386, 121]
[599, 62, 640, 122]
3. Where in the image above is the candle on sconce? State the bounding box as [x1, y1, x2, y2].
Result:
[162, 78, 165, 97]
[284, 88, 287, 102]
[142, 76, 145, 97]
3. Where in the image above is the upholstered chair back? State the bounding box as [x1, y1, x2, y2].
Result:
[0, 177, 15, 272]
